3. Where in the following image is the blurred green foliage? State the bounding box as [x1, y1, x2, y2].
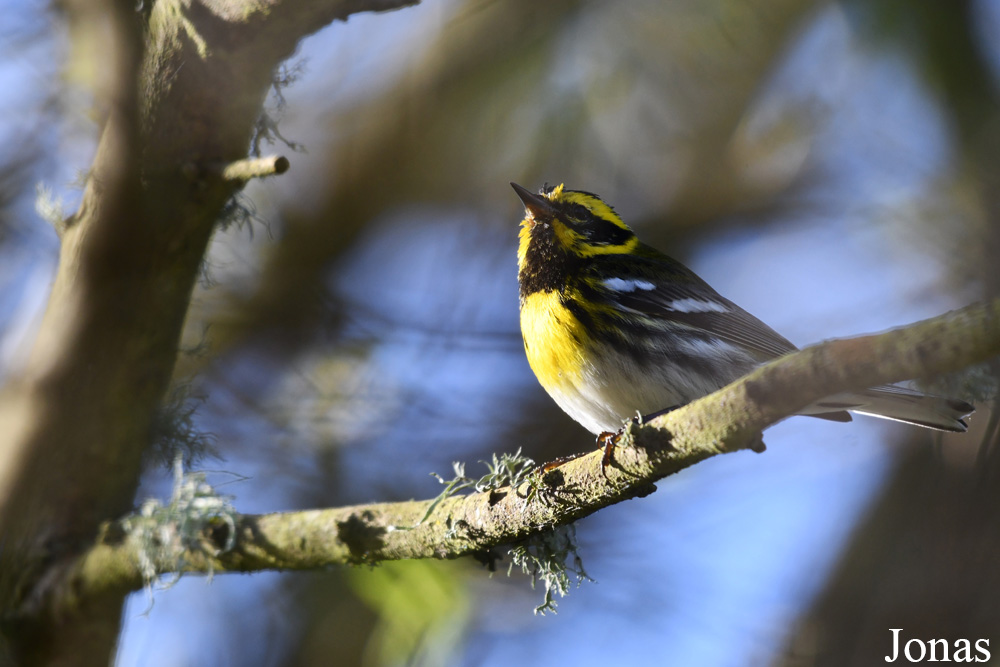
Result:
[348, 560, 471, 667]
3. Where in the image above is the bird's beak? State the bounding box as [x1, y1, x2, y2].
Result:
[511, 182, 556, 221]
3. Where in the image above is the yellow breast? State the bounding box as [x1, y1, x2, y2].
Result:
[520, 290, 587, 393]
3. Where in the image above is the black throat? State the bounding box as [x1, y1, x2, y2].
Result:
[518, 222, 577, 302]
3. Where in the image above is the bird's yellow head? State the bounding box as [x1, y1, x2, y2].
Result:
[513, 182, 638, 299]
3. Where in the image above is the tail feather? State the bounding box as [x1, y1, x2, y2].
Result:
[803, 385, 974, 433]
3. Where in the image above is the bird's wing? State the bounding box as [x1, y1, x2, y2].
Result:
[580, 249, 798, 361]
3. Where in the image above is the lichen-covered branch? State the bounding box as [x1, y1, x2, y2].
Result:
[66, 298, 1000, 600]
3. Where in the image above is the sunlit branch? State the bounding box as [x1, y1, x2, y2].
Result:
[65, 298, 1000, 600]
[221, 156, 290, 181]
[182, 156, 291, 183]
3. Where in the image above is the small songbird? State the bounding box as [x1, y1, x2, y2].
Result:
[512, 182, 974, 437]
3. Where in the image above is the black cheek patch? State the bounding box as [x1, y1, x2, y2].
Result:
[583, 222, 633, 247]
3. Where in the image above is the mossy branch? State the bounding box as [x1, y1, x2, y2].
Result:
[61, 298, 1000, 604]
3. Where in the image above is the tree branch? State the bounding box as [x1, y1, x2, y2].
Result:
[62, 298, 1000, 601]
[220, 155, 291, 182]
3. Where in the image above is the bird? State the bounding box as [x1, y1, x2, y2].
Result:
[512, 181, 974, 441]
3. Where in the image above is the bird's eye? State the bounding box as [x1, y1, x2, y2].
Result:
[567, 204, 590, 222]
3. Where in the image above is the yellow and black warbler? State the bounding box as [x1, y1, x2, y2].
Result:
[512, 182, 974, 437]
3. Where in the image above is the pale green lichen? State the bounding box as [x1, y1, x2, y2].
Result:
[507, 524, 592, 615]
[419, 448, 537, 526]
[422, 451, 593, 612]
[121, 456, 240, 607]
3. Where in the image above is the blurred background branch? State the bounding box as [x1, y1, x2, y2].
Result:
[0, 0, 420, 663]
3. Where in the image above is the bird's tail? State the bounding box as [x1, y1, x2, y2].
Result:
[803, 384, 974, 432]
